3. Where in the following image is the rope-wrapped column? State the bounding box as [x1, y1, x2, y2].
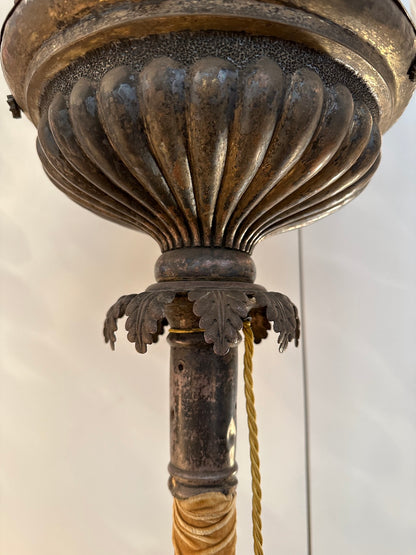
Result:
[173, 493, 236, 554]
[166, 295, 238, 554]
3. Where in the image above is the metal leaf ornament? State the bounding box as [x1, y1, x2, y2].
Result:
[103, 294, 137, 350]
[188, 290, 251, 356]
[125, 292, 176, 353]
[255, 291, 300, 352]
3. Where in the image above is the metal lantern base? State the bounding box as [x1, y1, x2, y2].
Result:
[104, 248, 300, 501]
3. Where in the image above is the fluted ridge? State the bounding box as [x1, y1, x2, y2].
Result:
[37, 56, 381, 252]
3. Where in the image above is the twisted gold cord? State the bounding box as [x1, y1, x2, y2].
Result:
[243, 321, 263, 555]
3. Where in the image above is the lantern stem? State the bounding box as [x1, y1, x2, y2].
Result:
[166, 295, 238, 553]
[166, 296, 238, 499]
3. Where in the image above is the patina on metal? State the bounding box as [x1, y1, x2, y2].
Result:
[104, 249, 299, 355]
[34, 53, 381, 246]
[6, 94, 21, 118]
[2, 1, 415, 241]
[1, 0, 415, 551]
[1, 0, 415, 133]
[166, 295, 239, 500]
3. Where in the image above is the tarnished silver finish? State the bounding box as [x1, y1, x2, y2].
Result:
[104, 285, 299, 356]
[2, 0, 415, 527]
[155, 248, 256, 283]
[167, 299, 239, 499]
[2, 1, 414, 245]
[36, 57, 381, 248]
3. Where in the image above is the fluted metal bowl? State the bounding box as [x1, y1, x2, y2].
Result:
[37, 57, 381, 251]
[2, 0, 415, 251]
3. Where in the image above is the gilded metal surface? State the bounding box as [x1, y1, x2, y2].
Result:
[2, 0, 415, 131]
[36, 57, 381, 248]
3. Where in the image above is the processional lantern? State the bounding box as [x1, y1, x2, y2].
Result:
[2, 1, 415, 553]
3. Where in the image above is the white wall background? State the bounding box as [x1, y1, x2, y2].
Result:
[0, 2, 415, 553]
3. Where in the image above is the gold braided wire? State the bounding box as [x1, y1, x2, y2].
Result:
[243, 321, 263, 555]
[169, 328, 205, 334]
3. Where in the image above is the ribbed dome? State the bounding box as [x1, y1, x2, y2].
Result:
[37, 57, 381, 252]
